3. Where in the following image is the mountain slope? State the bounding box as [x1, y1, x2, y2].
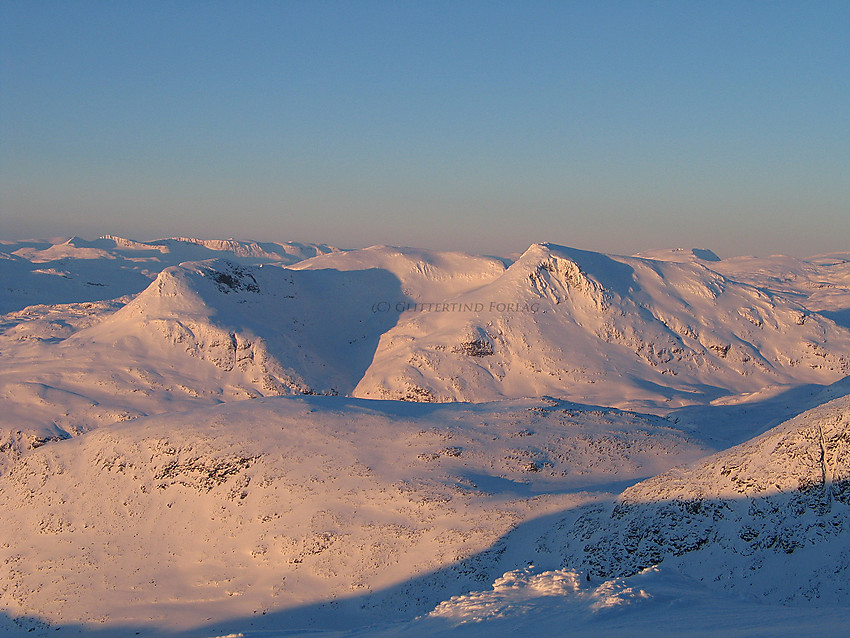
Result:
[547, 387, 850, 603]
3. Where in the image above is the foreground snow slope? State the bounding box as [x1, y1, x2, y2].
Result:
[3, 380, 842, 636]
[0, 396, 705, 634]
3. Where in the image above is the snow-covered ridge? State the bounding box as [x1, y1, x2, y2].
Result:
[137, 235, 340, 261]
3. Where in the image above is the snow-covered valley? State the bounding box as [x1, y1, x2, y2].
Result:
[1, 236, 849, 636]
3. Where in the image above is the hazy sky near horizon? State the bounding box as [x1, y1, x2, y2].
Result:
[2, 1, 848, 257]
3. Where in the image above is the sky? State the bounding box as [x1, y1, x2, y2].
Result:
[1, 1, 848, 257]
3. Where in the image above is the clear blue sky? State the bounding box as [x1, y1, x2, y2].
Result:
[2, 1, 848, 257]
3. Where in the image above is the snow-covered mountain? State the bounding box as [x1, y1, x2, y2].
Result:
[353, 243, 850, 407]
[2, 236, 850, 636]
[3, 239, 849, 465]
[73, 257, 407, 395]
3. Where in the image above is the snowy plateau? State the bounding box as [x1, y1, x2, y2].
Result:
[1, 235, 850, 637]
